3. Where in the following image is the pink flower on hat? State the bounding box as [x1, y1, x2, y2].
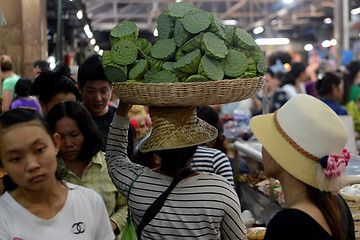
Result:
[321, 149, 350, 178]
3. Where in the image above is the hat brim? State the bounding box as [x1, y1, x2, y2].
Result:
[139, 118, 218, 153]
[250, 113, 321, 190]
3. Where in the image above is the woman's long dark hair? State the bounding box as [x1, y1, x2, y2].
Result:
[196, 106, 227, 154]
[0, 108, 66, 192]
[133, 146, 197, 177]
[46, 101, 104, 163]
[156, 146, 198, 177]
[315, 72, 342, 97]
[280, 62, 306, 87]
[307, 185, 345, 240]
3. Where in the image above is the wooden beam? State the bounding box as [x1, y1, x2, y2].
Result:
[221, 0, 248, 19]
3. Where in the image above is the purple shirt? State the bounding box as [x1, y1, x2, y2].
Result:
[11, 97, 41, 114]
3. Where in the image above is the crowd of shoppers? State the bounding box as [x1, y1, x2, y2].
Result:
[0, 50, 357, 239]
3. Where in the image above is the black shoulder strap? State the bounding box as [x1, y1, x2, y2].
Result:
[136, 169, 195, 238]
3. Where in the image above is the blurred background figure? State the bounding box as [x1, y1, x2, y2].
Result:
[129, 105, 151, 147]
[342, 61, 360, 105]
[0, 55, 20, 112]
[316, 72, 347, 115]
[193, 106, 235, 187]
[11, 77, 41, 114]
[268, 51, 292, 74]
[256, 69, 289, 114]
[30, 66, 81, 115]
[280, 62, 309, 99]
[305, 60, 337, 98]
[216, 97, 260, 142]
[32, 60, 50, 80]
[217, 96, 261, 120]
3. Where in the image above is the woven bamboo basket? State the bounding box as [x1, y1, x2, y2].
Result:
[113, 76, 264, 107]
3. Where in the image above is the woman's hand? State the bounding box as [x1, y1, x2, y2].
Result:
[116, 102, 132, 117]
[110, 220, 119, 234]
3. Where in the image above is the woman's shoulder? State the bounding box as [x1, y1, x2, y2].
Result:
[185, 172, 234, 190]
[0, 192, 13, 206]
[350, 84, 360, 92]
[265, 208, 332, 239]
[91, 151, 106, 164]
[194, 145, 226, 157]
[281, 84, 297, 97]
[4, 74, 20, 82]
[270, 208, 312, 221]
[66, 182, 103, 200]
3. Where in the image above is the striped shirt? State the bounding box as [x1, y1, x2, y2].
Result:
[192, 146, 235, 187]
[106, 115, 246, 240]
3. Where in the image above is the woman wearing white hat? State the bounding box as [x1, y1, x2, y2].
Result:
[106, 104, 246, 239]
[250, 94, 355, 240]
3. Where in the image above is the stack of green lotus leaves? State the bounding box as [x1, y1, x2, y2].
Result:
[103, 2, 266, 83]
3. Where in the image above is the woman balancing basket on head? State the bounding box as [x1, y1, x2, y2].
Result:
[104, 2, 265, 239]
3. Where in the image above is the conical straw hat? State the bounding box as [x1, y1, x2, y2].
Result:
[139, 106, 218, 153]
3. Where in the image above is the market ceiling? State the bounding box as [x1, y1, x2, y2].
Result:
[47, 0, 360, 52]
[81, 0, 334, 32]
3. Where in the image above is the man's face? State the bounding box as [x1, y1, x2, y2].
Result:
[80, 80, 112, 116]
[33, 66, 42, 79]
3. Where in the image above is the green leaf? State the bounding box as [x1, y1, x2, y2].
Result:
[185, 74, 210, 82]
[234, 28, 257, 50]
[143, 69, 160, 83]
[162, 62, 189, 81]
[145, 56, 165, 69]
[174, 48, 185, 61]
[182, 9, 211, 34]
[157, 13, 174, 39]
[111, 40, 138, 65]
[129, 59, 149, 80]
[174, 19, 191, 47]
[110, 21, 139, 46]
[150, 71, 179, 83]
[166, 2, 196, 18]
[202, 32, 228, 59]
[102, 50, 112, 68]
[151, 38, 177, 61]
[104, 64, 127, 82]
[173, 49, 202, 74]
[181, 33, 204, 53]
[136, 38, 152, 56]
[208, 14, 226, 40]
[256, 50, 267, 76]
[198, 55, 224, 80]
[220, 49, 248, 77]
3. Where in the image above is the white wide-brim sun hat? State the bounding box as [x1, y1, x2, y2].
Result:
[250, 94, 349, 192]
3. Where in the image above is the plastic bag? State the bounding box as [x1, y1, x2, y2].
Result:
[121, 212, 138, 240]
[237, 181, 282, 225]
